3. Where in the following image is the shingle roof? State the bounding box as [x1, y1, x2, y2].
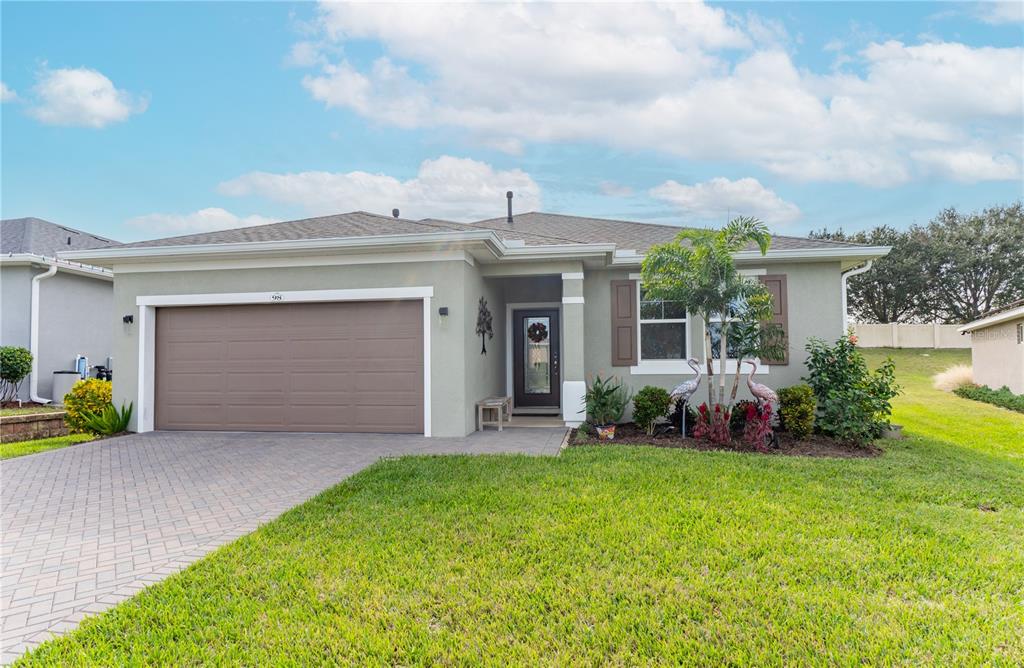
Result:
[1, 218, 118, 256]
[112, 211, 484, 249]
[105, 209, 875, 254]
[471, 211, 870, 253]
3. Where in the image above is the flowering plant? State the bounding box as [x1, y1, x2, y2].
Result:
[693, 402, 731, 445]
[742, 401, 773, 453]
[805, 335, 899, 445]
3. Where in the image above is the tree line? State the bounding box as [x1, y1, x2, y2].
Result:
[809, 203, 1024, 324]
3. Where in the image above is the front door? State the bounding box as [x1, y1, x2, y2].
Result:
[513, 309, 561, 410]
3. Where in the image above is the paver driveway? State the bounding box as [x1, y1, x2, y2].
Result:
[0, 428, 565, 663]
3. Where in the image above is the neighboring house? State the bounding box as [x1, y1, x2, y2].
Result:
[62, 209, 889, 437]
[1, 218, 117, 402]
[958, 301, 1024, 394]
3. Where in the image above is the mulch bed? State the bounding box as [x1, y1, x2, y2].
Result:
[1, 401, 50, 410]
[570, 422, 882, 458]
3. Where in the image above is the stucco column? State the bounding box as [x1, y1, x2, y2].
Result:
[561, 272, 586, 427]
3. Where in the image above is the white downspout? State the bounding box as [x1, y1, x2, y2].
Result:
[29, 263, 58, 403]
[841, 260, 873, 333]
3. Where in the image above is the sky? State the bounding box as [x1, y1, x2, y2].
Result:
[1, 1, 1022, 243]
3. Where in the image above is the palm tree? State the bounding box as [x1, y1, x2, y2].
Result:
[641, 216, 774, 407]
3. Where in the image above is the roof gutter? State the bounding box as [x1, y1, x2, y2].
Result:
[60, 230, 505, 265]
[841, 260, 874, 332]
[609, 245, 893, 266]
[59, 230, 616, 267]
[60, 231, 893, 269]
[958, 305, 1024, 333]
[1, 253, 113, 280]
[29, 263, 58, 404]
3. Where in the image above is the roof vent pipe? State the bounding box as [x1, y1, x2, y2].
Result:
[392, 208, 400, 218]
[506, 191, 513, 223]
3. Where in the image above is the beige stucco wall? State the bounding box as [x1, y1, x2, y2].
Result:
[971, 317, 1024, 394]
[582, 261, 846, 409]
[462, 266, 506, 434]
[112, 259, 475, 437]
[108, 253, 858, 435]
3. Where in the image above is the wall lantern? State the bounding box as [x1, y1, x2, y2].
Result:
[438, 307, 449, 317]
[123, 314, 134, 324]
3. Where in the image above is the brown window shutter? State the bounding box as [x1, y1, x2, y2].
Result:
[759, 274, 789, 365]
[610, 279, 638, 366]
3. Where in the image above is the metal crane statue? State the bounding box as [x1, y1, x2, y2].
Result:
[744, 359, 778, 404]
[670, 358, 703, 437]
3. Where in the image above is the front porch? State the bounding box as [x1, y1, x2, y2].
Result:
[479, 267, 588, 429]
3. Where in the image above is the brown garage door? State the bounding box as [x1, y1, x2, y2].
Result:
[155, 300, 423, 433]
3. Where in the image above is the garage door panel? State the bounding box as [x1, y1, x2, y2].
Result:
[289, 339, 358, 360]
[155, 300, 423, 433]
[225, 372, 287, 391]
[225, 405, 288, 427]
[354, 406, 420, 430]
[159, 404, 225, 428]
[226, 341, 289, 359]
[353, 371, 420, 392]
[161, 372, 222, 392]
[350, 339, 420, 360]
[289, 372, 355, 392]
[165, 341, 225, 361]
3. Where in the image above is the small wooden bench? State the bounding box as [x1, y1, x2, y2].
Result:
[476, 396, 513, 432]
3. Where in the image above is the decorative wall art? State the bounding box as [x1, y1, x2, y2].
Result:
[476, 297, 494, 354]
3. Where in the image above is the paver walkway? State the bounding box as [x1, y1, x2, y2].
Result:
[0, 428, 565, 663]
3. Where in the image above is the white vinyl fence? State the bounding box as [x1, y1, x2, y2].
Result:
[852, 323, 971, 349]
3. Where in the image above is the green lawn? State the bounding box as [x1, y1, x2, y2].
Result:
[19, 349, 1024, 665]
[0, 433, 93, 460]
[0, 406, 63, 417]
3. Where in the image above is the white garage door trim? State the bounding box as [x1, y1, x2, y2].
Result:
[135, 287, 434, 436]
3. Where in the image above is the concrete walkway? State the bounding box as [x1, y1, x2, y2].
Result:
[0, 427, 565, 662]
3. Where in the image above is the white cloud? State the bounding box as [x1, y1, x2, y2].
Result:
[284, 41, 326, 68]
[650, 177, 801, 225]
[127, 208, 277, 234]
[973, 1, 1023, 24]
[294, 2, 1022, 186]
[29, 67, 147, 128]
[0, 82, 17, 102]
[218, 155, 541, 221]
[910, 149, 1021, 182]
[599, 181, 635, 197]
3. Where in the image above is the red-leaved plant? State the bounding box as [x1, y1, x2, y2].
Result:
[743, 401, 773, 453]
[693, 402, 732, 445]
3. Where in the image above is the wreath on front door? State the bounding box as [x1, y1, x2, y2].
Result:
[527, 321, 548, 343]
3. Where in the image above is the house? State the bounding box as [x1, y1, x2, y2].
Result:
[958, 300, 1024, 394]
[1, 218, 117, 402]
[61, 208, 889, 437]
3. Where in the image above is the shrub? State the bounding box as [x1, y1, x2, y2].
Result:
[64, 379, 112, 434]
[730, 399, 757, 434]
[777, 384, 816, 438]
[82, 402, 133, 435]
[633, 386, 671, 435]
[804, 335, 900, 445]
[0, 346, 33, 402]
[933, 364, 974, 392]
[954, 384, 1024, 414]
[583, 375, 633, 426]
